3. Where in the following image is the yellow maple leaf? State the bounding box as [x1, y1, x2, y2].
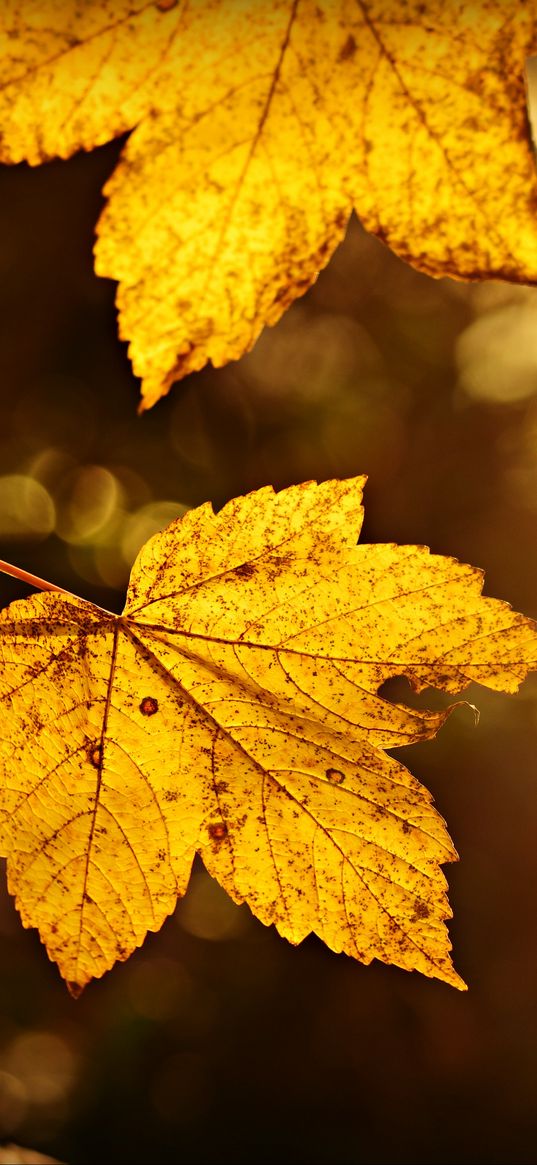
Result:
[0, 477, 536, 993]
[0, 1, 536, 408]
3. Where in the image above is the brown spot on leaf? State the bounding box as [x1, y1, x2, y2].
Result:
[88, 744, 101, 767]
[140, 696, 159, 716]
[413, 901, 430, 920]
[208, 822, 228, 841]
[234, 561, 256, 579]
[326, 767, 345, 784]
[338, 34, 357, 62]
[156, 0, 178, 10]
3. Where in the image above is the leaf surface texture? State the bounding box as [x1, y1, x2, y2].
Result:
[0, 478, 535, 990]
[1, 1, 536, 405]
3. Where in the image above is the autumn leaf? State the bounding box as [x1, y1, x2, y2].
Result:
[1, 3, 536, 408]
[0, 477, 536, 993]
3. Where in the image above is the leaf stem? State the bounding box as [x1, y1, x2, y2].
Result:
[0, 558, 115, 617]
[0, 557, 72, 594]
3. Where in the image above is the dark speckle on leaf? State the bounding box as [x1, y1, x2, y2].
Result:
[140, 696, 159, 716]
[208, 822, 228, 841]
[338, 34, 356, 62]
[234, 562, 256, 580]
[88, 744, 101, 767]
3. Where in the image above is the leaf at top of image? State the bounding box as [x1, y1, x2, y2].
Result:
[0, 477, 536, 993]
[1, 1, 536, 408]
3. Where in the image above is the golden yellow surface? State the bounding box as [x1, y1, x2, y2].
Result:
[0, 478, 536, 990]
[1, 1, 536, 407]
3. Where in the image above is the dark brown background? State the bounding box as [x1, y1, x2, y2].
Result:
[0, 136, 537, 1165]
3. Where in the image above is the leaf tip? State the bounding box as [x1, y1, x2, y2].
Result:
[447, 699, 481, 727]
[467, 702, 480, 726]
[431, 958, 467, 992]
[65, 980, 85, 1000]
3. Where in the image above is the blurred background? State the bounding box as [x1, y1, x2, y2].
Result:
[0, 137, 537, 1165]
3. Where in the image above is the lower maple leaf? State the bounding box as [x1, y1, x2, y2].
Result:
[0, 477, 535, 992]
